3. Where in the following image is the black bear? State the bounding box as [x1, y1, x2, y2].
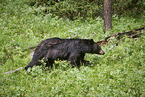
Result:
[25, 37, 105, 70]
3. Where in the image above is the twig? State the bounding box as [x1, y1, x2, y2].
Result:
[4, 67, 24, 74]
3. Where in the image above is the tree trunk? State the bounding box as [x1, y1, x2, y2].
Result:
[104, 0, 112, 33]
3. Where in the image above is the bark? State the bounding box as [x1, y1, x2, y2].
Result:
[104, 0, 112, 33]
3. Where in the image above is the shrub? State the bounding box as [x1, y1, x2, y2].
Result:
[27, 0, 144, 20]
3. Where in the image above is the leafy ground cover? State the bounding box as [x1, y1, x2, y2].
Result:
[0, 0, 145, 96]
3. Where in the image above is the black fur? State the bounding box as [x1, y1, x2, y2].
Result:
[25, 37, 105, 70]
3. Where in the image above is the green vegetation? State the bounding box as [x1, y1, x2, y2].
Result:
[26, 0, 144, 20]
[0, 0, 145, 96]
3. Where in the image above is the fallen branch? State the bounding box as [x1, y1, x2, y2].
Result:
[4, 67, 24, 74]
[97, 27, 145, 45]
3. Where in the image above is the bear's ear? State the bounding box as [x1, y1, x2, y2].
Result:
[90, 39, 94, 45]
[91, 39, 94, 42]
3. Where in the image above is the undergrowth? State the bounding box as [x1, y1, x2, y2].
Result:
[0, 0, 145, 96]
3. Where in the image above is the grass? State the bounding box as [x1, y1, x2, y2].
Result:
[0, 0, 145, 96]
